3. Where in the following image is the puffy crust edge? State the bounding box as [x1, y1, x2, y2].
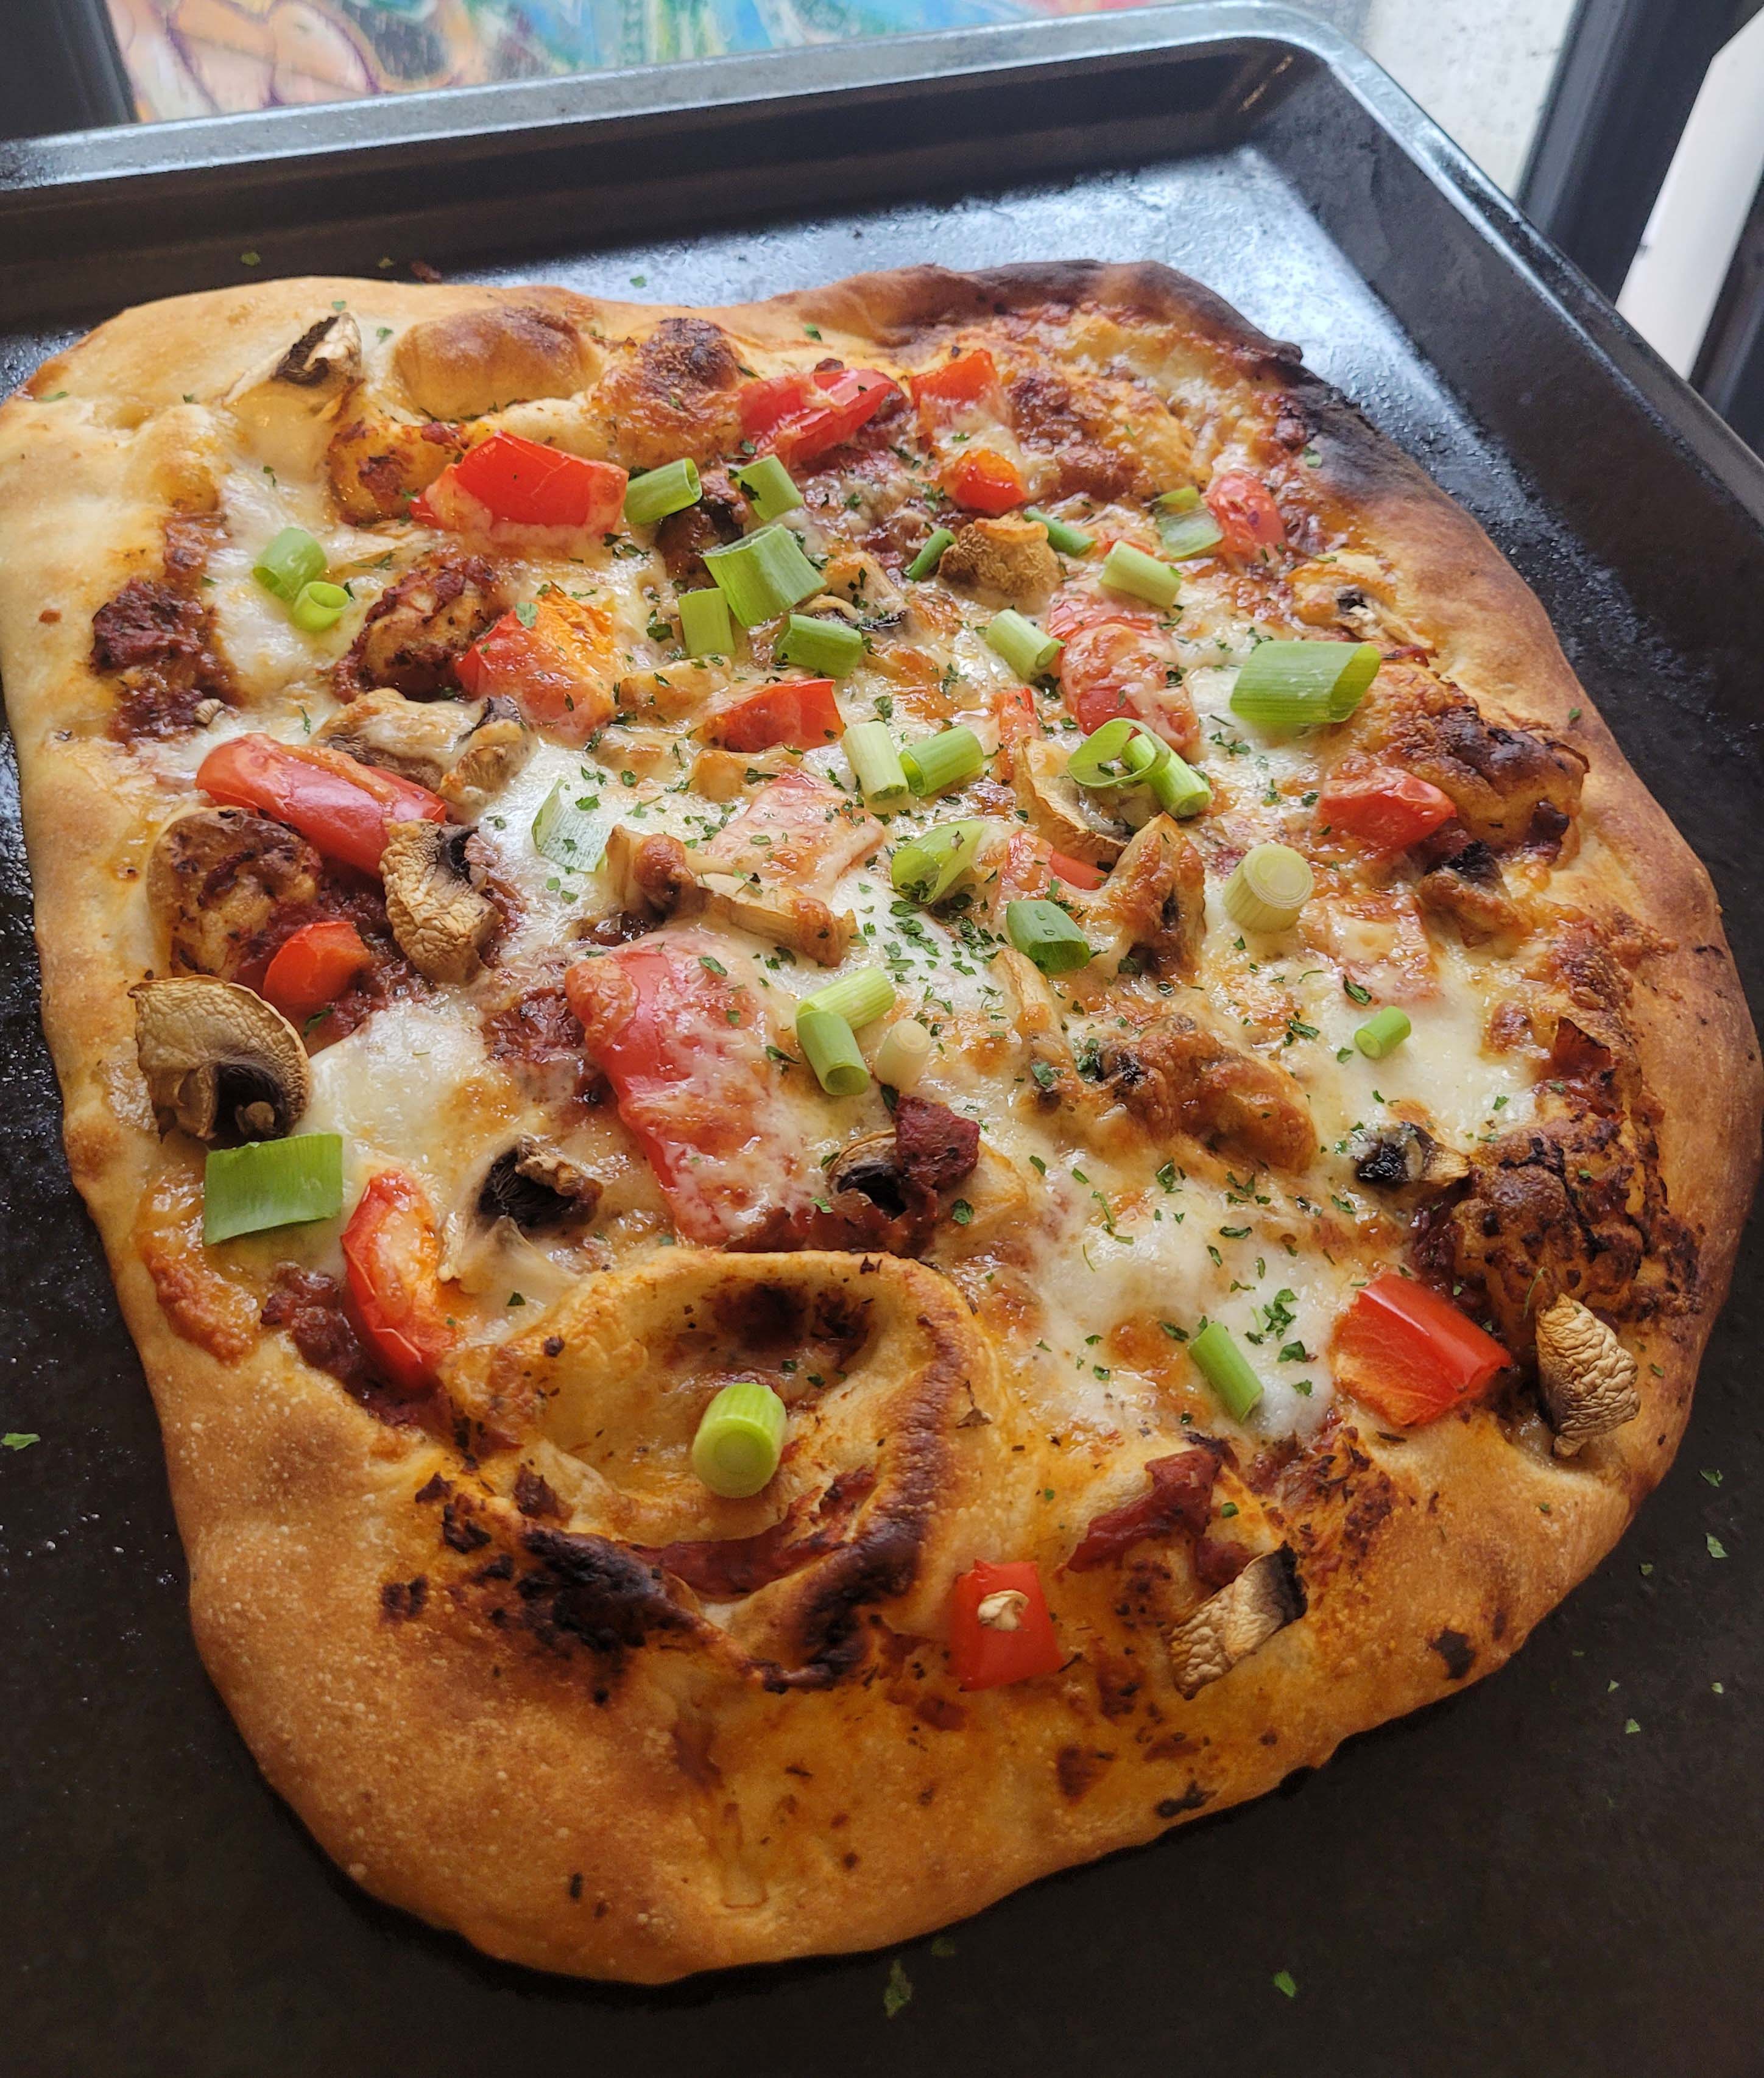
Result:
[0, 264, 1758, 1982]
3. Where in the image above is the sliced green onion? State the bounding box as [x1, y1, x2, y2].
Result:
[891, 819, 987, 903]
[1148, 751, 1212, 819]
[1230, 639, 1381, 732]
[1101, 540, 1180, 610]
[732, 454, 802, 522]
[679, 585, 732, 659]
[873, 1018, 931, 1091]
[843, 720, 909, 812]
[1353, 1007, 1412, 1060]
[691, 1379, 788, 1499]
[203, 1133, 344, 1246]
[623, 457, 702, 527]
[796, 1006, 869, 1097]
[1190, 1320, 1263, 1421]
[905, 527, 955, 580]
[1023, 506, 1095, 555]
[1068, 717, 1160, 791]
[1154, 486, 1223, 560]
[1223, 843, 1314, 934]
[704, 523, 823, 627]
[532, 777, 608, 873]
[777, 613, 865, 678]
[986, 608, 1062, 680]
[802, 967, 895, 1030]
[1006, 898, 1092, 975]
[290, 580, 349, 633]
[252, 526, 325, 602]
[900, 725, 985, 798]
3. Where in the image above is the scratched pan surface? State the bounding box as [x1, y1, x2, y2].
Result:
[1, 9, 1760, 2075]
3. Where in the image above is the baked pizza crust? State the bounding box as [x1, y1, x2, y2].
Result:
[0, 261, 1757, 1981]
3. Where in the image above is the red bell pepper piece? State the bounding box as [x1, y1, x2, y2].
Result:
[418, 432, 627, 534]
[1205, 470, 1287, 558]
[1048, 849, 1107, 892]
[340, 1169, 459, 1395]
[911, 348, 998, 413]
[197, 734, 448, 876]
[1057, 619, 1199, 752]
[1318, 767, 1458, 855]
[948, 1560, 1064, 1691]
[1332, 1272, 1510, 1429]
[707, 677, 842, 753]
[738, 364, 899, 468]
[948, 448, 1026, 515]
[456, 594, 616, 743]
[261, 919, 372, 1024]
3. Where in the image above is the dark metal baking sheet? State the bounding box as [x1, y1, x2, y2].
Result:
[3, 10, 1760, 2074]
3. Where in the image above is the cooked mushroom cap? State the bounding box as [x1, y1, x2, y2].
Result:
[990, 946, 1083, 1110]
[827, 1132, 915, 1220]
[1091, 813, 1207, 980]
[1017, 736, 1127, 868]
[273, 311, 363, 391]
[1165, 1548, 1305, 1699]
[814, 549, 905, 623]
[382, 820, 499, 985]
[1535, 1295, 1642, 1456]
[132, 977, 310, 1144]
[1350, 1120, 1470, 1191]
[697, 874, 853, 967]
[937, 516, 1060, 607]
[319, 690, 533, 816]
[478, 1138, 603, 1231]
[224, 314, 364, 474]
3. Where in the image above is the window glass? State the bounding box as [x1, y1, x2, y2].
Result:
[104, 0, 1576, 195]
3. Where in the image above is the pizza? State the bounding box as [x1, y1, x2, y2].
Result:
[0, 262, 1756, 1983]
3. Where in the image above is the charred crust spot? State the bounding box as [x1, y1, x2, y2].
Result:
[414, 1473, 451, 1504]
[380, 1576, 428, 1620]
[1056, 1745, 1116, 1801]
[1154, 1783, 1212, 1817]
[1430, 1629, 1476, 1682]
[517, 1527, 693, 1659]
[568, 1872, 584, 1901]
[643, 316, 743, 396]
[441, 1500, 492, 1553]
[513, 1465, 565, 1519]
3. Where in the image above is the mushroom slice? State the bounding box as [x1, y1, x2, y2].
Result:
[323, 691, 534, 817]
[1090, 815, 1207, 980]
[601, 825, 697, 920]
[382, 820, 499, 985]
[937, 515, 1060, 608]
[1016, 736, 1128, 868]
[1349, 1120, 1469, 1191]
[813, 549, 905, 624]
[478, 1138, 603, 1231]
[990, 946, 1084, 1110]
[224, 312, 363, 474]
[132, 977, 311, 1144]
[1534, 1295, 1641, 1456]
[1165, 1548, 1305, 1700]
[696, 873, 853, 968]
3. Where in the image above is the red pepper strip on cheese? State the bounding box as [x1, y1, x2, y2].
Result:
[457, 594, 615, 743]
[910, 348, 998, 414]
[1332, 1272, 1511, 1428]
[416, 431, 628, 534]
[261, 919, 372, 1024]
[1318, 767, 1458, 856]
[738, 365, 900, 468]
[948, 448, 1026, 515]
[198, 734, 448, 876]
[705, 677, 842, 753]
[1205, 470, 1287, 559]
[340, 1169, 459, 1395]
[948, 1560, 1064, 1691]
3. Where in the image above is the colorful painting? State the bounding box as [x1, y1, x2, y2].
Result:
[102, 0, 1131, 120]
